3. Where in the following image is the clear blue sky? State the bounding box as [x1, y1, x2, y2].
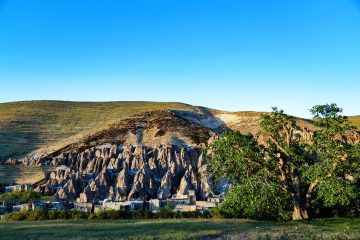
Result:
[0, 0, 359, 117]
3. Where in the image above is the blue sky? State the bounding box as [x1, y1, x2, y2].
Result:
[0, 0, 359, 117]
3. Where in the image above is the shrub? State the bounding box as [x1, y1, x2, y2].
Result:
[130, 209, 153, 219]
[215, 180, 292, 221]
[3, 208, 211, 221]
[48, 210, 66, 220]
[27, 209, 47, 221]
[156, 207, 176, 219]
[67, 209, 89, 220]
[3, 210, 29, 221]
[0, 190, 40, 202]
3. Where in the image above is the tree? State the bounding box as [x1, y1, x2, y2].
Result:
[209, 104, 359, 220]
[214, 176, 292, 221]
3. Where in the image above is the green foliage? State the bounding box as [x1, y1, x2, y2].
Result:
[307, 104, 359, 208]
[0, 190, 41, 202]
[214, 179, 292, 221]
[3, 210, 29, 221]
[90, 209, 153, 220]
[3, 208, 210, 221]
[47, 210, 68, 220]
[316, 177, 358, 207]
[156, 206, 176, 218]
[209, 103, 360, 220]
[260, 107, 299, 138]
[3, 209, 90, 221]
[209, 131, 265, 182]
[4, 209, 45, 221]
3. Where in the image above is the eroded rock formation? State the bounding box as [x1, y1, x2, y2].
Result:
[30, 143, 216, 203]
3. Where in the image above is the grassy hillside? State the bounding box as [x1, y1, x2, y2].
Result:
[0, 218, 359, 240]
[0, 165, 55, 184]
[1, 100, 358, 162]
[350, 115, 360, 129]
[0, 101, 190, 160]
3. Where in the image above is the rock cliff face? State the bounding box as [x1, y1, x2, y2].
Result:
[30, 143, 217, 202]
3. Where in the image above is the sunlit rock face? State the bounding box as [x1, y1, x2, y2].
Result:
[31, 141, 217, 203]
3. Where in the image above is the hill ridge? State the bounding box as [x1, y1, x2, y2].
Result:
[0, 100, 359, 161]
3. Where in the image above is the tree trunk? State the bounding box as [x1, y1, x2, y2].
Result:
[292, 203, 309, 220]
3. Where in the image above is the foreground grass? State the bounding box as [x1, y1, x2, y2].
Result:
[0, 218, 359, 240]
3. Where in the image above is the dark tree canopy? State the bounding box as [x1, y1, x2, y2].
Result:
[209, 104, 359, 220]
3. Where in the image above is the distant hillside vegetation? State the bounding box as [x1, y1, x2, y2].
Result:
[349, 115, 360, 129]
[0, 101, 190, 160]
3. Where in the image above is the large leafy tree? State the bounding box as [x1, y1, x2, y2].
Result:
[209, 104, 359, 220]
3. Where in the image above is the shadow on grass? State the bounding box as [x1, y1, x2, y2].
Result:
[0, 219, 261, 240]
[0, 218, 359, 240]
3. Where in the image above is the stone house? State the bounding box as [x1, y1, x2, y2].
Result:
[5, 184, 33, 193]
[74, 202, 94, 213]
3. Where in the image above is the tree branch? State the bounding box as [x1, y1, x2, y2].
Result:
[269, 136, 291, 158]
[278, 157, 294, 194]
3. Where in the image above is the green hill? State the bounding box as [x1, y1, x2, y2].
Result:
[349, 115, 360, 129]
[0, 101, 358, 162]
[0, 101, 190, 160]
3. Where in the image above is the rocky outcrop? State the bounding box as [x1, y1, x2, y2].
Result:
[4, 158, 19, 165]
[157, 170, 173, 200]
[28, 142, 221, 203]
[114, 164, 130, 201]
[128, 163, 157, 200]
[56, 178, 78, 200]
[344, 130, 360, 144]
[176, 166, 198, 197]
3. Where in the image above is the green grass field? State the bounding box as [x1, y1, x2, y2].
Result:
[349, 116, 360, 130]
[0, 218, 359, 240]
[0, 101, 189, 160]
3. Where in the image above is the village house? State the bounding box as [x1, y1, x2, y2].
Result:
[130, 200, 145, 210]
[46, 201, 65, 211]
[13, 203, 33, 212]
[94, 201, 132, 213]
[195, 201, 216, 211]
[74, 202, 94, 213]
[207, 195, 224, 204]
[149, 199, 161, 213]
[5, 184, 33, 192]
[174, 204, 197, 212]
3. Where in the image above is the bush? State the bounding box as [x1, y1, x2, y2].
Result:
[93, 210, 120, 220]
[3, 209, 91, 221]
[214, 179, 292, 221]
[67, 209, 89, 220]
[3, 210, 29, 221]
[156, 206, 176, 219]
[3, 209, 47, 221]
[27, 209, 48, 221]
[3, 208, 211, 221]
[48, 210, 66, 220]
[130, 209, 154, 219]
[0, 190, 40, 202]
